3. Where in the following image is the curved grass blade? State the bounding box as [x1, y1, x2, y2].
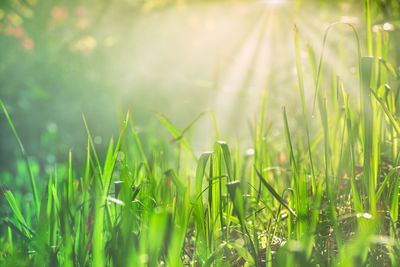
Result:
[3, 190, 32, 239]
[311, 22, 361, 114]
[156, 113, 197, 161]
[196, 152, 213, 197]
[376, 167, 400, 202]
[379, 58, 399, 79]
[129, 116, 151, 176]
[175, 111, 208, 142]
[254, 167, 296, 217]
[371, 86, 400, 136]
[217, 141, 233, 181]
[193, 152, 212, 260]
[82, 114, 103, 179]
[0, 99, 40, 219]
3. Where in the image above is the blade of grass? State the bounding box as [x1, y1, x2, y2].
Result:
[254, 167, 296, 217]
[0, 99, 40, 220]
[157, 113, 197, 161]
[3, 190, 32, 239]
[294, 25, 316, 192]
[226, 181, 258, 266]
[371, 86, 400, 136]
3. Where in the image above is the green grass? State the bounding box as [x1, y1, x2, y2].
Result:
[1, 2, 400, 267]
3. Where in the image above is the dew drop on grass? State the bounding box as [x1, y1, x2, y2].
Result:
[356, 213, 373, 219]
[362, 213, 373, 219]
[245, 148, 254, 156]
[383, 22, 394, 31]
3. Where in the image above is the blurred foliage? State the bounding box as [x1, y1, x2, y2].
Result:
[0, 0, 126, 172]
[0, 0, 246, 175]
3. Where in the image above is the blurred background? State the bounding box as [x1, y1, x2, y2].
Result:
[1, 0, 398, 178]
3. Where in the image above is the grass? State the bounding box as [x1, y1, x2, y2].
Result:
[1, 2, 400, 267]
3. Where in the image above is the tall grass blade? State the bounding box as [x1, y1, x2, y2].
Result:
[3, 190, 32, 239]
[157, 113, 197, 161]
[0, 99, 40, 219]
[254, 167, 296, 217]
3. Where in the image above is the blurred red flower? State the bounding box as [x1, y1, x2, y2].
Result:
[51, 7, 68, 19]
[22, 37, 34, 50]
[12, 27, 24, 38]
[76, 6, 87, 17]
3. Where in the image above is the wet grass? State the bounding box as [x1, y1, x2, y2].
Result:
[1, 3, 400, 267]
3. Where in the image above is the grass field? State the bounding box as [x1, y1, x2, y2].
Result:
[1, 0, 400, 266]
